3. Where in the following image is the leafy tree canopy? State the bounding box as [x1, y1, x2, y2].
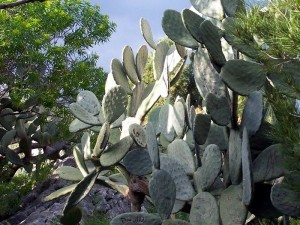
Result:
[0, 0, 116, 111]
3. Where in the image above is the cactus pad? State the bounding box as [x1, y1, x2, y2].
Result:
[241, 91, 263, 136]
[55, 166, 83, 181]
[193, 47, 226, 99]
[63, 169, 99, 214]
[252, 144, 285, 183]
[110, 212, 162, 225]
[44, 183, 77, 202]
[146, 122, 160, 169]
[200, 20, 226, 66]
[100, 136, 134, 167]
[69, 118, 92, 132]
[221, 0, 240, 17]
[190, 0, 224, 20]
[102, 85, 128, 124]
[93, 122, 110, 157]
[122, 45, 140, 84]
[122, 149, 152, 176]
[194, 144, 222, 191]
[205, 93, 231, 126]
[220, 185, 248, 225]
[15, 119, 27, 139]
[60, 206, 82, 225]
[172, 200, 186, 214]
[228, 129, 242, 184]
[5, 148, 23, 166]
[158, 104, 175, 142]
[1, 129, 16, 149]
[81, 132, 91, 159]
[162, 10, 198, 49]
[136, 45, 148, 80]
[201, 123, 228, 151]
[129, 123, 147, 147]
[154, 41, 169, 80]
[167, 139, 196, 175]
[271, 183, 300, 217]
[220, 60, 266, 96]
[149, 169, 176, 220]
[140, 18, 156, 49]
[111, 58, 132, 94]
[76, 90, 100, 115]
[182, 9, 205, 43]
[69, 103, 101, 125]
[242, 127, 253, 206]
[172, 101, 186, 138]
[160, 155, 195, 201]
[193, 114, 211, 145]
[0, 108, 16, 130]
[73, 145, 89, 177]
[189, 192, 220, 225]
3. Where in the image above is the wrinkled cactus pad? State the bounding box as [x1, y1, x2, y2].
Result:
[220, 185, 248, 225]
[122, 149, 152, 176]
[129, 123, 147, 147]
[160, 155, 195, 201]
[102, 85, 128, 124]
[271, 183, 300, 217]
[252, 144, 285, 183]
[167, 139, 196, 175]
[100, 136, 134, 167]
[190, 192, 220, 225]
[149, 169, 176, 220]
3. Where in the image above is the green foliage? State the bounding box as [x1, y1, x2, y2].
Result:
[231, 0, 300, 194]
[236, 0, 300, 59]
[83, 212, 109, 225]
[0, 0, 116, 110]
[0, 161, 52, 219]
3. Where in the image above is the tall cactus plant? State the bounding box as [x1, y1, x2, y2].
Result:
[47, 0, 300, 224]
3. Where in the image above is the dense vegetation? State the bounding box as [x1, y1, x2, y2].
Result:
[0, 0, 299, 224]
[0, 0, 115, 219]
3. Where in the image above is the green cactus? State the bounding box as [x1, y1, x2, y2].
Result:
[55, 166, 83, 181]
[241, 127, 253, 206]
[47, 1, 299, 224]
[160, 155, 195, 201]
[167, 139, 196, 175]
[219, 185, 248, 225]
[149, 169, 176, 220]
[189, 192, 220, 225]
[111, 58, 132, 94]
[140, 18, 156, 49]
[162, 10, 199, 49]
[63, 169, 99, 214]
[122, 149, 152, 176]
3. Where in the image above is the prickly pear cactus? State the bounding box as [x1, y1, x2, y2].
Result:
[48, 1, 299, 224]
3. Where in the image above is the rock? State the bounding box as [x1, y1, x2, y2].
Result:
[1, 157, 131, 225]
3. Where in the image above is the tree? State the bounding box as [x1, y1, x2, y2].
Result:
[0, 0, 116, 184]
[235, 0, 300, 193]
[0, 0, 116, 111]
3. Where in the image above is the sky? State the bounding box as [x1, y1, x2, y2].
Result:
[89, 0, 268, 72]
[89, 1, 191, 72]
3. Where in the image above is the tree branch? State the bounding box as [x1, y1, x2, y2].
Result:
[0, 0, 47, 10]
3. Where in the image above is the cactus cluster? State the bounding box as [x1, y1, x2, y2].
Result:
[0, 96, 66, 180]
[46, 0, 299, 224]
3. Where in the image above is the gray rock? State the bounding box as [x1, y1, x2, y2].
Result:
[2, 157, 131, 225]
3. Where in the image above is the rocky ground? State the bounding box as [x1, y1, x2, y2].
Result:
[1, 158, 131, 225]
